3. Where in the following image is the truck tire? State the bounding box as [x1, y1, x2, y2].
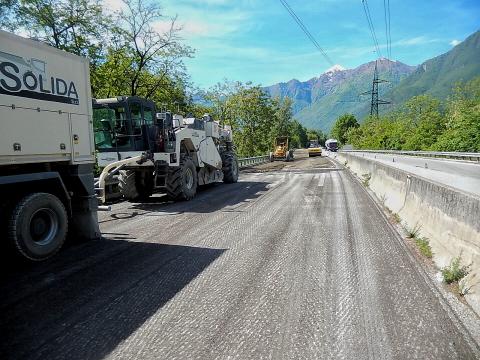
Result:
[119, 170, 152, 201]
[166, 157, 198, 200]
[8, 192, 68, 261]
[222, 152, 239, 183]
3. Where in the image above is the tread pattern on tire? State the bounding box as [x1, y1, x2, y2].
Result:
[119, 170, 139, 200]
[222, 152, 239, 183]
[8, 192, 68, 261]
[166, 157, 197, 200]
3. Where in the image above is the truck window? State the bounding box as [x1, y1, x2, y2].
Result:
[130, 102, 142, 135]
[143, 106, 154, 126]
[93, 106, 132, 150]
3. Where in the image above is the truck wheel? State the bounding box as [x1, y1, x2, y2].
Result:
[222, 152, 239, 183]
[119, 170, 152, 201]
[8, 193, 68, 261]
[136, 171, 154, 199]
[166, 157, 198, 200]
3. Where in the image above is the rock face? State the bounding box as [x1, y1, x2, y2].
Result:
[264, 59, 415, 132]
[389, 30, 480, 105]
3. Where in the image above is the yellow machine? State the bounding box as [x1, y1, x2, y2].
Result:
[308, 139, 322, 157]
[270, 136, 294, 162]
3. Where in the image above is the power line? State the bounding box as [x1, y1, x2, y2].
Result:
[383, 0, 394, 109]
[362, 0, 382, 58]
[383, 0, 392, 60]
[278, 0, 334, 67]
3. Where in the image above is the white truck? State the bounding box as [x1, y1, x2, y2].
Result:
[0, 30, 100, 261]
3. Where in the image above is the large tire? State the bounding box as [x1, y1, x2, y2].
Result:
[222, 152, 239, 183]
[166, 157, 198, 200]
[8, 192, 68, 261]
[119, 170, 153, 201]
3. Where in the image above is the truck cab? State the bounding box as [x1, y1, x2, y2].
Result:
[93, 96, 160, 164]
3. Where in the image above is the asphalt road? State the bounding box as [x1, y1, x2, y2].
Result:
[1, 152, 479, 360]
[335, 151, 480, 196]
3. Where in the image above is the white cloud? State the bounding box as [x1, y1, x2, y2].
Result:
[102, 0, 125, 12]
[450, 39, 461, 46]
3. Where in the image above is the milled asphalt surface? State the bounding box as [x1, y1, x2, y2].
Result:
[338, 151, 480, 196]
[1, 150, 479, 359]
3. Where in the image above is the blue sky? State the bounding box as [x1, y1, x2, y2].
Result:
[110, 0, 480, 88]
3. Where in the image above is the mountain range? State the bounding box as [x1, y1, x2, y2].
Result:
[263, 29, 480, 132]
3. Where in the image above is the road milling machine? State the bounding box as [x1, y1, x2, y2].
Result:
[94, 96, 239, 202]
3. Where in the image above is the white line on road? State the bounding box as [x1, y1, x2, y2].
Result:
[318, 173, 326, 187]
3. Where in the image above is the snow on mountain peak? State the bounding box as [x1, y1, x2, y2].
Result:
[324, 64, 346, 74]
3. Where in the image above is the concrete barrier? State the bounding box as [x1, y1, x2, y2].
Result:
[336, 152, 480, 314]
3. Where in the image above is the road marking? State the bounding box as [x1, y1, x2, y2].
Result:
[318, 173, 326, 187]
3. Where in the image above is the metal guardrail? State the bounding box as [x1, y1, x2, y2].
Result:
[340, 150, 480, 162]
[238, 155, 270, 168]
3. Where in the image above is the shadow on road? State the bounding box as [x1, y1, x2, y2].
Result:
[99, 181, 270, 225]
[0, 239, 225, 360]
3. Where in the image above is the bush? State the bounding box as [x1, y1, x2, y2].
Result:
[441, 256, 470, 284]
[415, 237, 433, 258]
[405, 223, 421, 239]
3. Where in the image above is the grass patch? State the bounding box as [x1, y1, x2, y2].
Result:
[406, 223, 421, 239]
[361, 173, 371, 187]
[459, 278, 473, 297]
[392, 213, 401, 223]
[441, 256, 470, 284]
[379, 194, 387, 205]
[414, 237, 433, 258]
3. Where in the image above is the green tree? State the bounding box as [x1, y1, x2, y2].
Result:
[92, 0, 193, 101]
[330, 113, 359, 145]
[433, 77, 480, 151]
[11, 0, 108, 58]
[271, 97, 293, 138]
[400, 95, 445, 150]
[290, 120, 309, 148]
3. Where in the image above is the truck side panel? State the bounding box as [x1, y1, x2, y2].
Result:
[0, 105, 71, 163]
[0, 29, 94, 165]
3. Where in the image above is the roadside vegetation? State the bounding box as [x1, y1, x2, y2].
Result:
[405, 223, 422, 239]
[442, 256, 471, 285]
[361, 173, 371, 187]
[330, 77, 480, 152]
[414, 237, 433, 259]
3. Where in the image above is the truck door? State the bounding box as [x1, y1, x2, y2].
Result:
[142, 102, 157, 152]
[71, 113, 94, 163]
[128, 100, 144, 151]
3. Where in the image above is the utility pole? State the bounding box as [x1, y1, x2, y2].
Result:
[361, 60, 391, 118]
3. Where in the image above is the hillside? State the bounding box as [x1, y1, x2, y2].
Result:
[389, 30, 480, 104]
[264, 59, 415, 132]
